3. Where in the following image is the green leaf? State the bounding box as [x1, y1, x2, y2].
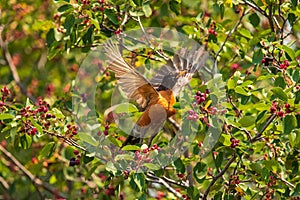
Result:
[122, 145, 140, 151]
[104, 9, 119, 25]
[0, 113, 14, 120]
[83, 154, 94, 164]
[215, 152, 223, 169]
[39, 142, 55, 159]
[249, 13, 260, 27]
[174, 158, 185, 173]
[64, 146, 75, 159]
[30, 118, 43, 133]
[169, 0, 181, 15]
[271, 87, 288, 101]
[142, 4, 152, 17]
[114, 103, 138, 113]
[132, 0, 142, 6]
[263, 159, 281, 172]
[85, 165, 98, 180]
[238, 115, 256, 127]
[193, 162, 206, 183]
[283, 114, 297, 135]
[288, 13, 296, 25]
[78, 132, 99, 146]
[187, 186, 200, 199]
[20, 134, 32, 149]
[46, 28, 56, 47]
[252, 49, 264, 65]
[63, 14, 75, 35]
[291, 0, 298, 8]
[283, 45, 295, 60]
[235, 86, 250, 96]
[131, 173, 146, 192]
[274, 76, 286, 88]
[142, 163, 160, 170]
[291, 183, 300, 196]
[58, 4, 74, 13]
[238, 28, 252, 39]
[295, 90, 300, 104]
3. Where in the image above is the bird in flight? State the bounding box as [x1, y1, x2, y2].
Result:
[104, 39, 208, 147]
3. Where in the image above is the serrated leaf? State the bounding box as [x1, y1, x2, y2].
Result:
[0, 113, 14, 120]
[283, 114, 297, 135]
[122, 145, 140, 151]
[238, 115, 256, 127]
[104, 9, 119, 25]
[263, 159, 281, 172]
[30, 118, 43, 133]
[39, 142, 55, 159]
[78, 132, 99, 146]
[271, 87, 288, 101]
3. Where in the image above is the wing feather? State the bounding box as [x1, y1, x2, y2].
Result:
[104, 40, 159, 108]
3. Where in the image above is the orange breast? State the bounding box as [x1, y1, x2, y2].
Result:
[137, 90, 176, 126]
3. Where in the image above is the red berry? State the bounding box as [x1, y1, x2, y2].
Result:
[270, 106, 277, 113]
[75, 159, 80, 165]
[277, 110, 284, 117]
[284, 103, 290, 109]
[74, 149, 79, 155]
[104, 130, 109, 135]
[261, 59, 266, 63]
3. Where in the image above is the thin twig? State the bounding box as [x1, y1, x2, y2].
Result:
[0, 26, 36, 103]
[213, 9, 248, 71]
[134, 16, 169, 60]
[146, 172, 184, 199]
[250, 114, 276, 143]
[202, 154, 237, 199]
[0, 145, 67, 198]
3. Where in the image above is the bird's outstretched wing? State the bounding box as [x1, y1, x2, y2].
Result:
[104, 40, 159, 108]
[150, 45, 209, 96]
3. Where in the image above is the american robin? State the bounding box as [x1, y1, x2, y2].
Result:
[104, 39, 208, 146]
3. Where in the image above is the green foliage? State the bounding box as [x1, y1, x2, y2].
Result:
[1, 0, 300, 199]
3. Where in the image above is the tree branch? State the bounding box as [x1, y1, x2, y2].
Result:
[146, 172, 185, 199]
[0, 145, 67, 199]
[250, 114, 276, 143]
[213, 9, 248, 71]
[0, 26, 36, 103]
[202, 154, 237, 199]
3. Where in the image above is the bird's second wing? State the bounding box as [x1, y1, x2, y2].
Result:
[150, 45, 209, 95]
[104, 40, 159, 108]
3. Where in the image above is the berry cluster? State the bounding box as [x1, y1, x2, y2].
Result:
[69, 149, 81, 166]
[229, 174, 241, 185]
[187, 110, 199, 122]
[230, 137, 240, 148]
[279, 60, 290, 70]
[1, 86, 10, 102]
[104, 124, 109, 136]
[135, 144, 160, 162]
[194, 90, 208, 105]
[66, 124, 78, 137]
[208, 21, 217, 36]
[270, 101, 292, 117]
